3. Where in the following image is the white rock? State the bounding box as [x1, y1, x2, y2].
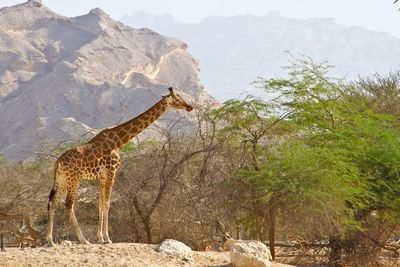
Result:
[157, 239, 193, 261]
[230, 240, 272, 267]
[61, 240, 73, 246]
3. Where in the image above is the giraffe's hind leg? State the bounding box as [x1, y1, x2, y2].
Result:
[65, 187, 90, 245]
[46, 184, 66, 246]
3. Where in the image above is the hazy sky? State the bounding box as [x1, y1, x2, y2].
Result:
[2, 0, 400, 38]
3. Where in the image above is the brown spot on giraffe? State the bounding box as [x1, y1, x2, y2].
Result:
[46, 87, 193, 246]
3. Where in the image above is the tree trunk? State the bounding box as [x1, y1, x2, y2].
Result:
[0, 222, 4, 251]
[144, 219, 152, 244]
[268, 208, 276, 260]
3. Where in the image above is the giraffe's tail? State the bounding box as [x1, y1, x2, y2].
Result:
[48, 164, 58, 211]
[48, 188, 56, 211]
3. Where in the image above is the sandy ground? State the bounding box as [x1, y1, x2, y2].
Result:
[0, 243, 295, 267]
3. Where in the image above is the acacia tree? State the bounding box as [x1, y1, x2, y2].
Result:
[335, 73, 400, 262]
[253, 58, 360, 260]
[210, 94, 294, 258]
[246, 58, 400, 263]
[212, 56, 400, 263]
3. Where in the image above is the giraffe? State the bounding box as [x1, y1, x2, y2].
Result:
[46, 87, 193, 246]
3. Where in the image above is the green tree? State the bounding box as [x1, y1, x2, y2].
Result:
[211, 94, 293, 258]
[255, 58, 400, 263]
[251, 57, 366, 259]
[216, 56, 400, 263]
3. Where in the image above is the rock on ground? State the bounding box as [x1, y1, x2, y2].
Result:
[230, 240, 273, 267]
[157, 239, 193, 261]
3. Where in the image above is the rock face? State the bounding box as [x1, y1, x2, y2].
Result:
[157, 239, 193, 261]
[230, 240, 272, 267]
[0, 1, 214, 160]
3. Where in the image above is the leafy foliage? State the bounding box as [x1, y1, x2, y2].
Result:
[215, 56, 400, 263]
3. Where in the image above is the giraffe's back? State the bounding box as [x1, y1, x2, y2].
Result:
[55, 143, 120, 182]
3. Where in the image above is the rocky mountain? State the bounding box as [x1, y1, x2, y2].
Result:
[0, 0, 214, 160]
[122, 11, 400, 100]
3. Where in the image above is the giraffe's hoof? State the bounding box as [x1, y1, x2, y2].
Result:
[46, 238, 56, 247]
[103, 239, 112, 244]
[81, 239, 91, 245]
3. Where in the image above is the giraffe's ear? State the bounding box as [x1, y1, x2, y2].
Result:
[162, 87, 174, 98]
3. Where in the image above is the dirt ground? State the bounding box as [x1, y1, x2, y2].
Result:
[0, 242, 294, 267]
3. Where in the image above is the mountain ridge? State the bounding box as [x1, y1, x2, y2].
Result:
[122, 11, 400, 100]
[0, 1, 214, 160]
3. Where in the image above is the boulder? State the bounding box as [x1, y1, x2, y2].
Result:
[157, 239, 193, 261]
[230, 240, 272, 267]
[223, 238, 241, 251]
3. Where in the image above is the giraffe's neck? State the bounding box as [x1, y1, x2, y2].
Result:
[90, 97, 169, 149]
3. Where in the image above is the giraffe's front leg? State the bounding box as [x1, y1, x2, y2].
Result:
[102, 176, 115, 244]
[103, 199, 112, 244]
[98, 184, 105, 243]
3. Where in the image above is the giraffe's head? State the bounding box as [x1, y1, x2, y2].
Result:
[165, 87, 193, 112]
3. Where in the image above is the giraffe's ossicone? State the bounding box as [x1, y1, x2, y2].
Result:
[46, 87, 193, 246]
